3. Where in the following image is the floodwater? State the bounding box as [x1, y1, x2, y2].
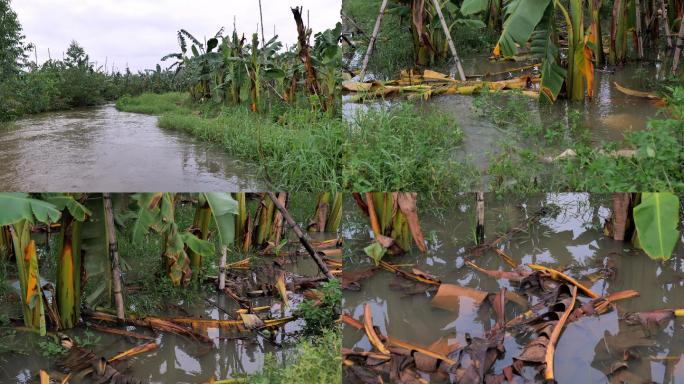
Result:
[343, 193, 684, 383]
[343, 57, 663, 167]
[0, 105, 264, 191]
[0, 233, 337, 383]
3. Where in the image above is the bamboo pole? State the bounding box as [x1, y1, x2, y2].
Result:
[475, 192, 485, 244]
[258, 0, 266, 46]
[103, 193, 125, 322]
[672, 15, 684, 72]
[359, 0, 389, 81]
[430, 0, 466, 81]
[218, 245, 227, 290]
[266, 192, 334, 280]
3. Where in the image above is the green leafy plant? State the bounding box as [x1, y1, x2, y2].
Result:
[296, 279, 341, 336]
[633, 192, 680, 260]
[38, 338, 67, 358]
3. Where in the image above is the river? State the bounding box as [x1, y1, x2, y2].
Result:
[0, 105, 264, 191]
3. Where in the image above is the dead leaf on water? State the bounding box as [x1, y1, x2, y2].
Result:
[430, 283, 489, 312]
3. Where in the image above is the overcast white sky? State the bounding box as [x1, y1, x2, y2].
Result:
[13, 0, 341, 71]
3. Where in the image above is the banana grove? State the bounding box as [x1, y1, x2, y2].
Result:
[356, 0, 682, 102]
[0, 192, 342, 335]
[161, 7, 342, 116]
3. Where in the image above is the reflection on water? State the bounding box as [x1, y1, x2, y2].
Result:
[0, 105, 264, 191]
[343, 193, 684, 383]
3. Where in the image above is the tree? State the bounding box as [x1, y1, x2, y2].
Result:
[64, 40, 89, 69]
[0, 0, 27, 80]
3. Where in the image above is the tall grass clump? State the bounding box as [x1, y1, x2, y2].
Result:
[344, 103, 477, 198]
[155, 104, 346, 191]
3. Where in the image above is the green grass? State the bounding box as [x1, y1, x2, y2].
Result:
[248, 329, 342, 384]
[117, 93, 475, 197]
[116, 92, 192, 115]
[344, 103, 477, 199]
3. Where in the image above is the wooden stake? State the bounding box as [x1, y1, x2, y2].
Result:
[635, 0, 644, 59]
[430, 0, 466, 81]
[266, 192, 334, 280]
[103, 193, 125, 323]
[359, 0, 389, 81]
[218, 245, 227, 290]
[258, 0, 266, 46]
[661, 0, 673, 48]
[476, 192, 485, 244]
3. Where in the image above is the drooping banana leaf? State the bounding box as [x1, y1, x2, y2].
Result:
[0, 193, 61, 226]
[633, 193, 680, 260]
[0, 194, 59, 335]
[497, 0, 552, 56]
[203, 193, 238, 247]
[530, 4, 566, 103]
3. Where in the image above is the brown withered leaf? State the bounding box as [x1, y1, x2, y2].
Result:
[342, 268, 379, 291]
[624, 309, 675, 328]
[413, 337, 460, 373]
[430, 283, 489, 312]
[397, 192, 428, 252]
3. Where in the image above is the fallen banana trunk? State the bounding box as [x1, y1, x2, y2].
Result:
[343, 69, 540, 102]
[86, 311, 212, 343]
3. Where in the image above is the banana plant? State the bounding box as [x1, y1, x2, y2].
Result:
[0, 193, 62, 335]
[361, 192, 427, 265]
[485, 0, 593, 102]
[42, 194, 91, 329]
[220, 30, 247, 106]
[309, 192, 343, 233]
[131, 193, 237, 286]
[162, 29, 222, 101]
[313, 23, 343, 115]
[392, 0, 486, 66]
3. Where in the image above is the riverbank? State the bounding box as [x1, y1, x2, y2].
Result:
[117, 93, 468, 196]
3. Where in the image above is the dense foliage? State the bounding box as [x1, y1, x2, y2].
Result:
[0, 1, 181, 121]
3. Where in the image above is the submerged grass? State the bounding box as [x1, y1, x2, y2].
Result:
[476, 88, 684, 193]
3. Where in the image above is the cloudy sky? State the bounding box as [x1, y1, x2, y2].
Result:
[13, 0, 341, 71]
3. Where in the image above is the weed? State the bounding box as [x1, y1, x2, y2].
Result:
[249, 329, 342, 384]
[296, 279, 341, 337]
[38, 337, 66, 358]
[73, 330, 100, 348]
[345, 103, 478, 198]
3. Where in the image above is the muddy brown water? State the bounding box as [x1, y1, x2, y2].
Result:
[343, 193, 684, 383]
[0, 232, 335, 383]
[343, 58, 663, 167]
[0, 105, 264, 191]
